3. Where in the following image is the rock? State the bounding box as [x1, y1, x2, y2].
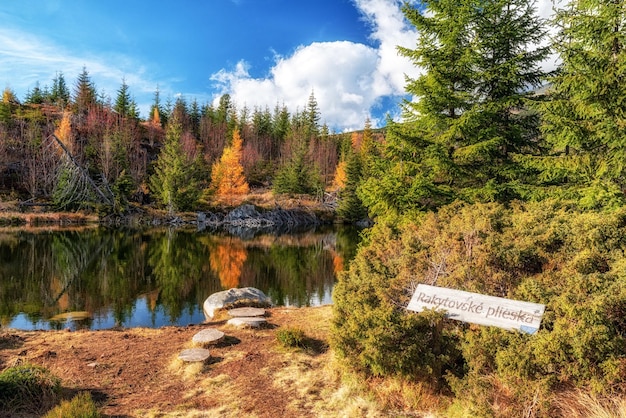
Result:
[178, 348, 211, 363]
[228, 307, 266, 317]
[203, 287, 272, 319]
[224, 204, 260, 223]
[192, 328, 225, 346]
[227, 317, 268, 329]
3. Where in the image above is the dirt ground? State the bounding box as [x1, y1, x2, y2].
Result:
[0, 306, 389, 418]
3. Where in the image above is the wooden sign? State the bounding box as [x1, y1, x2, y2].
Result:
[407, 284, 545, 334]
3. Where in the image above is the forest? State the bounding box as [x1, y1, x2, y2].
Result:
[0, 66, 379, 221]
[2, 0, 626, 416]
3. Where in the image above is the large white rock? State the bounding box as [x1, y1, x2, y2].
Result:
[203, 287, 272, 319]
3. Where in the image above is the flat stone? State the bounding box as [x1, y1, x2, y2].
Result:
[228, 307, 266, 318]
[178, 348, 211, 363]
[192, 328, 225, 346]
[227, 317, 268, 329]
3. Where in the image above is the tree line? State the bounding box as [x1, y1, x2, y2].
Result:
[0, 66, 377, 216]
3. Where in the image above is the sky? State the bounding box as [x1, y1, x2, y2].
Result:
[0, 0, 558, 132]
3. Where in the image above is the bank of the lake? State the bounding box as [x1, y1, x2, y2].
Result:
[0, 305, 427, 418]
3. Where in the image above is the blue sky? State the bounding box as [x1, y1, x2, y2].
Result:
[0, 0, 424, 131]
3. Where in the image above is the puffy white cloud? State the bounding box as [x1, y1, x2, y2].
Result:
[211, 0, 419, 131]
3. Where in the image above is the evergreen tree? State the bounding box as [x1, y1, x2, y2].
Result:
[189, 99, 201, 135]
[50, 71, 70, 108]
[24, 82, 45, 104]
[73, 66, 97, 113]
[538, 0, 626, 208]
[337, 148, 367, 222]
[272, 102, 290, 142]
[216, 94, 232, 124]
[114, 78, 132, 118]
[273, 142, 322, 195]
[304, 90, 321, 139]
[361, 0, 549, 217]
[149, 112, 202, 213]
[359, 117, 380, 179]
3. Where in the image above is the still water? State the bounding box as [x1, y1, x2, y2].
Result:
[0, 225, 361, 330]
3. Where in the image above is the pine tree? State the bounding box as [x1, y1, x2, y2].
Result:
[304, 90, 321, 139]
[538, 0, 626, 208]
[114, 78, 132, 118]
[337, 148, 367, 222]
[50, 72, 70, 108]
[273, 142, 322, 195]
[24, 82, 45, 104]
[210, 128, 250, 197]
[149, 113, 202, 213]
[73, 66, 97, 113]
[361, 0, 549, 217]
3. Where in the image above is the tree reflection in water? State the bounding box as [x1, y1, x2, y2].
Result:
[0, 225, 361, 330]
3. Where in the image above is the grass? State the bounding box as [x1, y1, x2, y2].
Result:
[43, 391, 101, 418]
[554, 390, 626, 418]
[0, 363, 62, 416]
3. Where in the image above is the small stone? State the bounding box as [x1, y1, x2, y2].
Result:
[178, 348, 211, 363]
[228, 307, 266, 318]
[192, 328, 225, 346]
[227, 317, 267, 329]
[87, 362, 98, 368]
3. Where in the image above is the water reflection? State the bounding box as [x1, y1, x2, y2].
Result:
[0, 225, 361, 330]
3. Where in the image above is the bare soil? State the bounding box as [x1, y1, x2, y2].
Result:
[0, 306, 391, 418]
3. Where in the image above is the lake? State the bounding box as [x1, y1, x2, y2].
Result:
[0, 225, 362, 330]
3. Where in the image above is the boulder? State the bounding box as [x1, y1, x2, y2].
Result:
[203, 287, 272, 319]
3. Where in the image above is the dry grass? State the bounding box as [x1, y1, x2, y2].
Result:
[0, 210, 98, 226]
[554, 390, 626, 418]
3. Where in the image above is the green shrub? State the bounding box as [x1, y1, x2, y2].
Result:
[43, 391, 101, 418]
[276, 327, 306, 348]
[0, 363, 61, 415]
[331, 220, 463, 386]
[332, 201, 626, 416]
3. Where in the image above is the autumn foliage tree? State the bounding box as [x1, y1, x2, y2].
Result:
[210, 128, 249, 197]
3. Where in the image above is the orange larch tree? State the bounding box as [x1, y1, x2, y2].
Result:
[55, 111, 73, 153]
[210, 128, 250, 197]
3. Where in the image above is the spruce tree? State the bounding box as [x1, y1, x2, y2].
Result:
[149, 113, 202, 213]
[114, 78, 132, 118]
[361, 0, 549, 217]
[539, 0, 626, 208]
[50, 71, 70, 108]
[273, 142, 322, 195]
[73, 66, 97, 114]
[337, 148, 367, 222]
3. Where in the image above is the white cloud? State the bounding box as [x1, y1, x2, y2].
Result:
[211, 0, 419, 131]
